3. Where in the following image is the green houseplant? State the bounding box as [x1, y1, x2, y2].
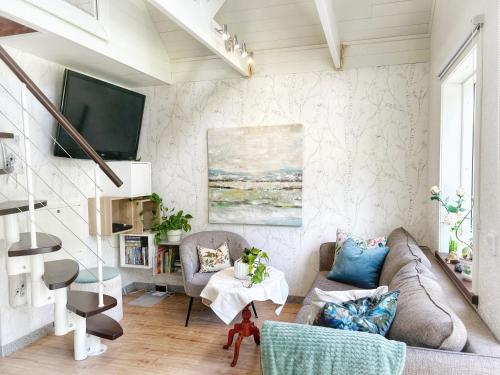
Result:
[235, 247, 270, 287]
[149, 193, 193, 244]
[429, 186, 473, 264]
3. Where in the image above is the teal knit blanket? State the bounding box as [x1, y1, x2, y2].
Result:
[261, 321, 406, 375]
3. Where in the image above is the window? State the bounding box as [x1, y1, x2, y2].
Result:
[439, 42, 480, 290]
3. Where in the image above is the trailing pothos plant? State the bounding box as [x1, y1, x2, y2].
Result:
[242, 247, 270, 287]
[149, 193, 193, 244]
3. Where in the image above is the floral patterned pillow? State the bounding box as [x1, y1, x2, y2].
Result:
[197, 242, 231, 273]
[335, 228, 387, 257]
[313, 290, 400, 336]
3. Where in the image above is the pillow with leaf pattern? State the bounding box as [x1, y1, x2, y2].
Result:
[197, 242, 231, 273]
[313, 290, 400, 336]
[335, 228, 387, 256]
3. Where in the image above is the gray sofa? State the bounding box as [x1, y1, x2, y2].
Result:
[294, 227, 500, 374]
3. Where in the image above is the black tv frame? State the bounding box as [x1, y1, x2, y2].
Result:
[54, 70, 145, 161]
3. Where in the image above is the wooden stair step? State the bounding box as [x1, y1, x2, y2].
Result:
[67, 290, 117, 318]
[0, 132, 14, 139]
[43, 259, 79, 290]
[8, 232, 61, 257]
[86, 313, 123, 340]
[0, 200, 47, 216]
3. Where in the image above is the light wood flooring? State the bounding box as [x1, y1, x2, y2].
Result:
[0, 292, 300, 374]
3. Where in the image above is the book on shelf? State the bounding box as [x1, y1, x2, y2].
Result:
[124, 235, 149, 266]
[154, 245, 181, 275]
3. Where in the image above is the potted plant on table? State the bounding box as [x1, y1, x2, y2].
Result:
[150, 193, 193, 244]
[234, 247, 270, 287]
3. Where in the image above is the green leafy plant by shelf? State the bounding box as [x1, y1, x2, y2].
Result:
[149, 193, 193, 244]
[242, 247, 270, 286]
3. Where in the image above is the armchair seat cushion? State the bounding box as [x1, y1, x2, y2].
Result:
[189, 272, 214, 297]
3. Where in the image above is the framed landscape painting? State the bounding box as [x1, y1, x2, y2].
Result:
[207, 124, 303, 226]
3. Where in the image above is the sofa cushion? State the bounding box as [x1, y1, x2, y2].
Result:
[328, 238, 389, 288]
[379, 227, 431, 286]
[306, 286, 389, 324]
[388, 262, 467, 351]
[313, 290, 400, 336]
[303, 272, 360, 306]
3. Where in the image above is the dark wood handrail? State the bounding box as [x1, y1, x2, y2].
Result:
[0, 45, 123, 187]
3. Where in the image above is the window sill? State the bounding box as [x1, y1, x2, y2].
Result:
[435, 252, 478, 305]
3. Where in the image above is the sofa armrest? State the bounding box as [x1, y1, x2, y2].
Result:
[404, 346, 500, 375]
[319, 242, 336, 271]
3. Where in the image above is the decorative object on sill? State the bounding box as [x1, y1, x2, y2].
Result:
[429, 186, 473, 263]
[454, 262, 463, 273]
[461, 259, 473, 281]
[241, 247, 270, 287]
[149, 193, 193, 244]
[208, 124, 303, 226]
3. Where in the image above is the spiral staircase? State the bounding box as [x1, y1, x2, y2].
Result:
[0, 45, 123, 360]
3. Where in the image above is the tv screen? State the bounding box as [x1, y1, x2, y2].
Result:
[54, 70, 145, 160]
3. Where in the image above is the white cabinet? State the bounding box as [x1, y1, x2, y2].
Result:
[99, 161, 151, 198]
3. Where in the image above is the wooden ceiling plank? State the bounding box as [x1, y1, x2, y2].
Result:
[148, 0, 249, 76]
[314, 0, 342, 69]
[0, 16, 36, 37]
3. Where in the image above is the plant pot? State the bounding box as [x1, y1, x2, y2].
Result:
[166, 229, 182, 242]
[234, 258, 249, 280]
[461, 259, 473, 281]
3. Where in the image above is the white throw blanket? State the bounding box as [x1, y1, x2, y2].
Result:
[200, 266, 289, 324]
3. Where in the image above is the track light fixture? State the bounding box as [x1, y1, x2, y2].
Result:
[233, 34, 240, 50]
[215, 24, 254, 63]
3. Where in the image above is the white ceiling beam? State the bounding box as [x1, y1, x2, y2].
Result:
[314, 0, 342, 69]
[202, 0, 226, 18]
[148, 0, 249, 77]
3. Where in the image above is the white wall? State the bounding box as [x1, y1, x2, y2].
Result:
[137, 62, 430, 296]
[427, 0, 500, 339]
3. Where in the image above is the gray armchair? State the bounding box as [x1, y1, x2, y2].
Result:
[179, 231, 256, 326]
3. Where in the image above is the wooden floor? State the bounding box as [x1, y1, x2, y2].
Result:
[0, 292, 300, 374]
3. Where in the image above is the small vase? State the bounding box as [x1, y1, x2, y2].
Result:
[166, 229, 182, 242]
[461, 259, 473, 281]
[448, 231, 458, 253]
[234, 258, 249, 280]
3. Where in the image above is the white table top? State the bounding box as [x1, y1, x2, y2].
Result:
[200, 266, 289, 325]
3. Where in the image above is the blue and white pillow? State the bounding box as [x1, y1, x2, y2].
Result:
[313, 290, 400, 336]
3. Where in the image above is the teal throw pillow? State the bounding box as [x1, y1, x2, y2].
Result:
[327, 238, 389, 288]
[313, 290, 400, 336]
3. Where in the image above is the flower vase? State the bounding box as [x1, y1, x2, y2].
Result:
[448, 231, 458, 254]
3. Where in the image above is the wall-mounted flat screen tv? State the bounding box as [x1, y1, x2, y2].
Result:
[54, 70, 145, 160]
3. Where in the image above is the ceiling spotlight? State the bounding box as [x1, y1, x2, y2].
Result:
[216, 24, 229, 41]
[240, 42, 248, 58]
[221, 24, 229, 41]
[233, 34, 240, 50]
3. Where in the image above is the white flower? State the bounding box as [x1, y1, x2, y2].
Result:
[430, 185, 440, 195]
[443, 213, 457, 226]
[456, 187, 465, 197]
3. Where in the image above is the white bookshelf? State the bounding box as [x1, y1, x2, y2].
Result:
[119, 233, 155, 269]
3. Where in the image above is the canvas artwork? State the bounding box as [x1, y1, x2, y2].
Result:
[207, 124, 303, 226]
